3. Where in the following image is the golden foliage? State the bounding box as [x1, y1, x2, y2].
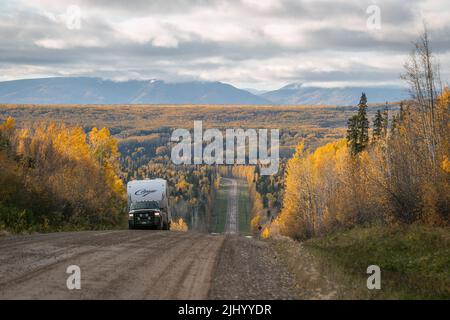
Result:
[1, 117, 15, 134]
[176, 178, 191, 192]
[0, 118, 126, 232]
[170, 218, 188, 232]
[250, 214, 261, 233]
[278, 89, 450, 240]
[277, 139, 350, 240]
[261, 227, 270, 239]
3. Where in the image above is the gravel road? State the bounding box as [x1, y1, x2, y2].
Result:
[0, 177, 298, 299]
[0, 230, 223, 299]
[209, 236, 296, 299]
[0, 229, 296, 299]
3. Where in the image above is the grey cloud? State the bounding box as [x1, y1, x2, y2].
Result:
[76, 0, 227, 15]
[0, 0, 449, 88]
[285, 69, 402, 83]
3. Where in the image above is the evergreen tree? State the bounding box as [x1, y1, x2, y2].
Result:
[347, 92, 369, 154]
[347, 115, 359, 154]
[372, 110, 383, 141]
[391, 102, 405, 133]
[357, 93, 369, 150]
[382, 103, 389, 137]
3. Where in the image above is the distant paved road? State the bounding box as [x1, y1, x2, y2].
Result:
[223, 178, 238, 234]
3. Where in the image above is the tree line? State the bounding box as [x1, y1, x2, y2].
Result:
[0, 120, 125, 232]
[274, 30, 449, 240]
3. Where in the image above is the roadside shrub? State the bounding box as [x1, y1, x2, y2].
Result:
[171, 218, 188, 231]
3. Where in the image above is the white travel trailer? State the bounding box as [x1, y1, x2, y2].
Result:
[127, 179, 171, 230]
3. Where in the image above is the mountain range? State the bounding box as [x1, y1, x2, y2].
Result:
[0, 77, 408, 106]
[261, 83, 409, 105]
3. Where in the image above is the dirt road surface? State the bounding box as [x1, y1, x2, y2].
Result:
[0, 230, 296, 299]
[210, 236, 296, 299]
[0, 230, 222, 299]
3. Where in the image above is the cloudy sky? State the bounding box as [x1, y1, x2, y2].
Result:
[1, 0, 449, 90]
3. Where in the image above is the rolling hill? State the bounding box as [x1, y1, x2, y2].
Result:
[0, 77, 270, 105]
[0, 77, 408, 105]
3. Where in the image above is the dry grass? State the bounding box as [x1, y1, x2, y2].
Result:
[271, 225, 450, 299]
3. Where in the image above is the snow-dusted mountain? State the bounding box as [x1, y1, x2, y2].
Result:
[261, 83, 408, 105]
[0, 77, 270, 105]
[0, 77, 408, 105]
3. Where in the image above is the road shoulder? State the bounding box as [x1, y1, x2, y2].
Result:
[209, 236, 296, 299]
[270, 237, 343, 299]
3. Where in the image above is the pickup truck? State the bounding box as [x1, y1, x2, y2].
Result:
[127, 179, 171, 230]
